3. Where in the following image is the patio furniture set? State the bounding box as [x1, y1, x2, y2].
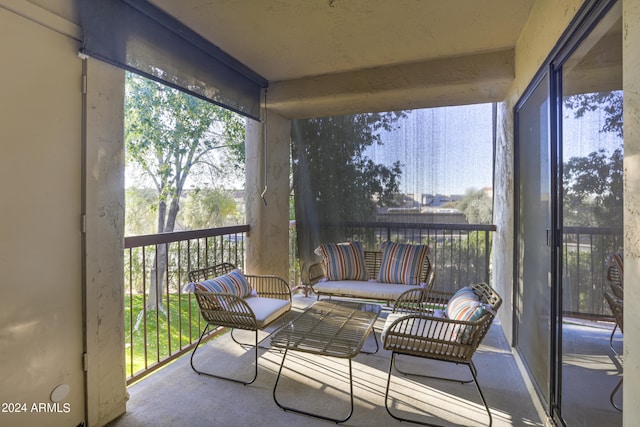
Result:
[183, 241, 502, 425]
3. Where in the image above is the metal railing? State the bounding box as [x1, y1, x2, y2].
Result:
[562, 226, 623, 318]
[124, 225, 248, 384]
[299, 221, 496, 293]
[123, 222, 620, 383]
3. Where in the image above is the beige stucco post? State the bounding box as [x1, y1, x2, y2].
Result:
[623, 0, 640, 424]
[244, 105, 291, 280]
[83, 58, 128, 426]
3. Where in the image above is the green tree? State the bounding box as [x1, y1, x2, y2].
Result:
[181, 189, 242, 228]
[562, 91, 623, 226]
[291, 112, 405, 224]
[451, 188, 493, 224]
[291, 112, 405, 268]
[125, 187, 159, 236]
[125, 72, 245, 310]
[563, 147, 623, 226]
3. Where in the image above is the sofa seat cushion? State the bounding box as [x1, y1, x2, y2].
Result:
[313, 279, 421, 301]
[244, 296, 291, 329]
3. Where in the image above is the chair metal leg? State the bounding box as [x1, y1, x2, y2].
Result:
[359, 329, 380, 355]
[392, 353, 474, 384]
[190, 325, 259, 385]
[230, 317, 288, 350]
[385, 353, 492, 426]
[273, 349, 355, 423]
[610, 377, 622, 412]
[469, 361, 492, 426]
[609, 323, 619, 355]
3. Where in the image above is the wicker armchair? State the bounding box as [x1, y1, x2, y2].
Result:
[187, 263, 291, 385]
[605, 253, 623, 353]
[382, 283, 502, 426]
[604, 290, 623, 411]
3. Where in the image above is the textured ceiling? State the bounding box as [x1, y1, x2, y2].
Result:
[148, 0, 536, 83]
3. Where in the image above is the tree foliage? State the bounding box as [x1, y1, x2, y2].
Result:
[564, 91, 623, 138]
[291, 112, 406, 224]
[563, 147, 623, 226]
[125, 72, 245, 235]
[562, 91, 623, 227]
[181, 188, 242, 229]
[125, 72, 245, 309]
[453, 188, 493, 224]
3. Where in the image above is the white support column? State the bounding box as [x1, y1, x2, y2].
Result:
[245, 106, 291, 280]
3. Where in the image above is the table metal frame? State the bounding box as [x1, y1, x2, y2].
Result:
[270, 300, 381, 423]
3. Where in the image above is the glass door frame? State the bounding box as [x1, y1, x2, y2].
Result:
[513, 0, 620, 424]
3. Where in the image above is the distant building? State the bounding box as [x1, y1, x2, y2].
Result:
[377, 192, 468, 224]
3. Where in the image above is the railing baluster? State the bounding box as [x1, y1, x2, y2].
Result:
[124, 222, 620, 385]
[124, 225, 250, 384]
[142, 245, 148, 371]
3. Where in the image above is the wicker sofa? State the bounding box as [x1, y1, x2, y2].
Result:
[307, 243, 435, 305]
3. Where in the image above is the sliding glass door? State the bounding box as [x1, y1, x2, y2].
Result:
[558, 3, 623, 425]
[514, 1, 622, 425]
[514, 72, 553, 406]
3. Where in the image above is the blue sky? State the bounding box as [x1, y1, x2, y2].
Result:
[364, 104, 494, 196]
[364, 99, 622, 197]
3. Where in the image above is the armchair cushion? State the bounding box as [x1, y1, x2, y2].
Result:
[377, 242, 429, 285]
[244, 296, 292, 329]
[382, 312, 458, 352]
[188, 268, 252, 298]
[314, 241, 369, 281]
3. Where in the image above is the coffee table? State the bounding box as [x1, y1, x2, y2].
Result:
[270, 300, 381, 423]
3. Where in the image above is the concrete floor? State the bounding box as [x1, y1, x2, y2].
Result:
[109, 295, 545, 427]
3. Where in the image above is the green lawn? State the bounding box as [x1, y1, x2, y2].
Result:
[124, 293, 205, 378]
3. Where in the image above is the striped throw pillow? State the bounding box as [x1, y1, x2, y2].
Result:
[377, 242, 429, 285]
[446, 286, 485, 343]
[314, 242, 368, 281]
[446, 286, 484, 322]
[193, 268, 252, 298]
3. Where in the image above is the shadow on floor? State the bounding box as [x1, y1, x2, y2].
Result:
[109, 295, 545, 427]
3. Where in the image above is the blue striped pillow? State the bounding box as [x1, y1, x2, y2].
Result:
[314, 242, 368, 281]
[446, 286, 484, 322]
[193, 268, 252, 298]
[446, 286, 485, 343]
[377, 242, 429, 285]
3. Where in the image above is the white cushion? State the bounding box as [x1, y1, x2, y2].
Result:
[313, 280, 421, 301]
[382, 312, 457, 352]
[244, 296, 291, 329]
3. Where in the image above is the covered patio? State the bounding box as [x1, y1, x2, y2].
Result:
[110, 294, 543, 427]
[109, 293, 622, 427]
[2, 1, 639, 427]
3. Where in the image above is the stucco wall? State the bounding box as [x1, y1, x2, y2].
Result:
[0, 3, 86, 426]
[0, 2, 128, 426]
[622, 1, 640, 424]
[493, 0, 585, 346]
[84, 58, 127, 426]
[245, 108, 291, 280]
